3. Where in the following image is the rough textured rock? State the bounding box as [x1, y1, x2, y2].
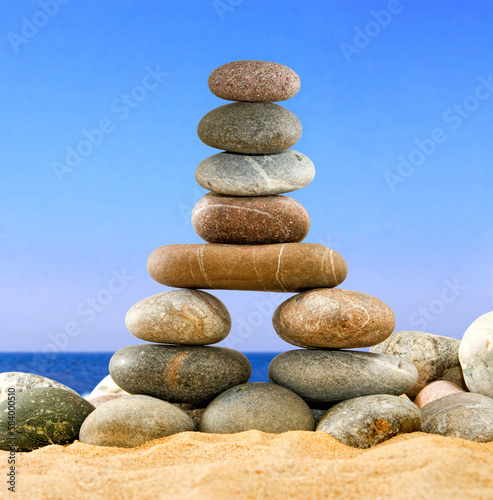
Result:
[0, 387, 95, 451]
[199, 382, 315, 434]
[109, 344, 251, 405]
[273, 289, 395, 348]
[459, 311, 493, 398]
[88, 394, 124, 408]
[197, 102, 302, 154]
[195, 149, 315, 197]
[316, 394, 422, 448]
[192, 193, 310, 245]
[172, 403, 206, 428]
[421, 392, 493, 442]
[87, 374, 130, 400]
[125, 290, 231, 345]
[79, 395, 196, 448]
[268, 349, 418, 404]
[0, 372, 78, 402]
[148, 243, 347, 293]
[208, 60, 301, 102]
[414, 381, 466, 409]
[370, 331, 467, 399]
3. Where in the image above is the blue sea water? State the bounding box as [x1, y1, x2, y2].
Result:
[0, 352, 280, 397]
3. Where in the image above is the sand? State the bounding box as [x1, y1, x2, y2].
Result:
[1, 431, 492, 499]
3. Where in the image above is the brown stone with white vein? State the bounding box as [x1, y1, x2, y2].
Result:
[147, 243, 347, 293]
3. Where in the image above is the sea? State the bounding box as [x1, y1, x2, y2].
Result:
[0, 352, 280, 398]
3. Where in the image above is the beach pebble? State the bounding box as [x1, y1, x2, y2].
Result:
[0, 372, 78, 402]
[268, 349, 418, 404]
[110, 345, 251, 405]
[195, 150, 315, 197]
[199, 382, 315, 434]
[0, 387, 95, 451]
[172, 403, 206, 428]
[272, 289, 395, 349]
[192, 193, 310, 245]
[79, 395, 196, 448]
[197, 102, 302, 154]
[88, 394, 124, 408]
[87, 374, 130, 400]
[414, 381, 465, 409]
[125, 290, 231, 345]
[208, 60, 300, 102]
[148, 243, 347, 292]
[316, 394, 422, 448]
[421, 392, 493, 442]
[370, 331, 466, 399]
[459, 311, 493, 398]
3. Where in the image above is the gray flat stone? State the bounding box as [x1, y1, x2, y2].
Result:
[195, 149, 315, 196]
[370, 330, 466, 399]
[268, 349, 418, 404]
[316, 394, 422, 448]
[199, 382, 315, 434]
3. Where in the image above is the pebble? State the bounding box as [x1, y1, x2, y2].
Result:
[0, 372, 78, 402]
[195, 149, 315, 197]
[199, 382, 315, 434]
[125, 290, 231, 345]
[272, 289, 395, 349]
[421, 392, 493, 442]
[79, 395, 196, 447]
[109, 344, 251, 405]
[268, 349, 418, 404]
[192, 193, 310, 245]
[88, 394, 124, 408]
[87, 374, 130, 400]
[197, 102, 302, 154]
[370, 331, 466, 399]
[208, 60, 301, 102]
[0, 387, 95, 451]
[414, 381, 466, 409]
[316, 394, 422, 448]
[148, 243, 347, 292]
[459, 311, 493, 398]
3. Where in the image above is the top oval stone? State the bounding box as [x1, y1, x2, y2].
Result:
[208, 60, 301, 102]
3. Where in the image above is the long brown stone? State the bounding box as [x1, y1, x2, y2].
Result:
[147, 243, 347, 292]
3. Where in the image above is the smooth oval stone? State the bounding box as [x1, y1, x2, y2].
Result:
[208, 60, 301, 102]
[197, 102, 302, 154]
[195, 150, 315, 197]
[273, 289, 395, 349]
[459, 311, 493, 398]
[268, 350, 418, 404]
[0, 387, 95, 451]
[125, 290, 231, 345]
[79, 395, 196, 448]
[87, 374, 130, 400]
[88, 394, 124, 408]
[370, 331, 467, 399]
[0, 372, 78, 402]
[414, 381, 466, 409]
[109, 344, 252, 405]
[316, 394, 422, 448]
[148, 243, 347, 293]
[421, 392, 493, 442]
[199, 382, 314, 434]
[192, 193, 310, 245]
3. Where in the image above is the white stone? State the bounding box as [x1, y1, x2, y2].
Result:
[87, 374, 130, 400]
[459, 311, 493, 398]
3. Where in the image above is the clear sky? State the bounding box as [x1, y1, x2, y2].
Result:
[1, 0, 492, 353]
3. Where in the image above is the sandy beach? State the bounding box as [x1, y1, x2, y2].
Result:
[1, 430, 492, 500]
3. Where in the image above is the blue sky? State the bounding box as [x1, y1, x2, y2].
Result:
[1, 0, 492, 352]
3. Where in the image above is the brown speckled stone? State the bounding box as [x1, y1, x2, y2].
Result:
[197, 102, 302, 154]
[273, 289, 395, 349]
[125, 290, 231, 345]
[109, 344, 252, 404]
[208, 60, 301, 102]
[414, 381, 466, 409]
[147, 243, 347, 292]
[192, 193, 310, 245]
